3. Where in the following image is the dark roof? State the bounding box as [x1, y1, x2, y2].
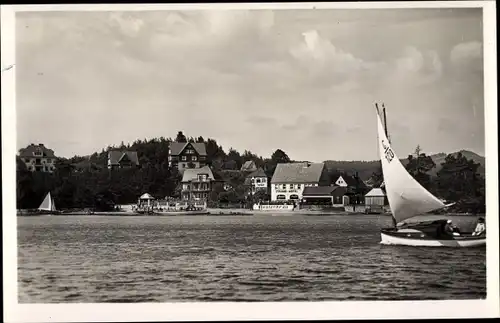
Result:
[182, 166, 215, 182]
[271, 162, 325, 184]
[241, 160, 257, 172]
[212, 170, 224, 181]
[303, 186, 347, 196]
[169, 142, 207, 156]
[19, 144, 56, 158]
[247, 168, 267, 178]
[333, 173, 367, 188]
[108, 150, 139, 165]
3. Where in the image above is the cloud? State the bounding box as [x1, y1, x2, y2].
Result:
[15, 9, 485, 160]
[246, 116, 277, 126]
[450, 41, 482, 65]
[290, 29, 366, 87]
[390, 46, 443, 86]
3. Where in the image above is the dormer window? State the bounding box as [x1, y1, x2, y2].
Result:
[34, 149, 43, 157]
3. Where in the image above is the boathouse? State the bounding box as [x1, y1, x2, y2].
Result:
[301, 186, 348, 206]
[364, 187, 386, 213]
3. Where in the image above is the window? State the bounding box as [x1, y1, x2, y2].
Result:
[290, 194, 299, 200]
[256, 178, 261, 183]
[47, 158, 51, 163]
[297, 184, 301, 189]
[35, 158, 41, 164]
[181, 156, 187, 161]
[277, 194, 286, 200]
[192, 156, 198, 161]
[282, 184, 286, 190]
[289, 184, 293, 189]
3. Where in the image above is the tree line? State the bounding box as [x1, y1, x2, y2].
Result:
[16, 133, 485, 213]
[367, 145, 485, 213]
[16, 132, 294, 210]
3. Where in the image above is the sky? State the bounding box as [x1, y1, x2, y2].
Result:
[15, 7, 485, 162]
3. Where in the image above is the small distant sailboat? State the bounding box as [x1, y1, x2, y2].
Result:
[37, 192, 59, 215]
[375, 103, 485, 247]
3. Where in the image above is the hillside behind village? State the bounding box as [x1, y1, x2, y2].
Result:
[324, 150, 485, 180]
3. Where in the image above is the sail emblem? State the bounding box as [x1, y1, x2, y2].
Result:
[381, 140, 395, 163]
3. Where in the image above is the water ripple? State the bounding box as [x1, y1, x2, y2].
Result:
[17, 214, 486, 302]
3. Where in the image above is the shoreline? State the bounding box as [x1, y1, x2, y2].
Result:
[16, 208, 482, 217]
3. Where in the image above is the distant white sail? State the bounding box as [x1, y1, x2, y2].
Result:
[38, 192, 56, 212]
[376, 110, 446, 224]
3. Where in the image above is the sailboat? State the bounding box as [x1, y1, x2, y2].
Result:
[375, 103, 486, 247]
[36, 192, 60, 215]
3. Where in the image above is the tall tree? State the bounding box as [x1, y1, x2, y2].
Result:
[227, 148, 243, 170]
[405, 145, 436, 190]
[175, 131, 187, 143]
[271, 149, 291, 164]
[436, 152, 484, 210]
[368, 163, 384, 187]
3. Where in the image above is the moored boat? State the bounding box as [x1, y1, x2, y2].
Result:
[374, 103, 485, 247]
[33, 192, 60, 215]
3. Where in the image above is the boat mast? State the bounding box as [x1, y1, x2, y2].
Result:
[377, 103, 397, 227]
[382, 103, 389, 142]
[384, 105, 397, 227]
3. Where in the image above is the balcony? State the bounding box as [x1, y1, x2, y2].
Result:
[191, 186, 210, 192]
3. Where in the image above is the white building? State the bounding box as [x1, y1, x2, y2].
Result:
[18, 143, 57, 173]
[245, 168, 268, 195]
[270, 162, 329, 201]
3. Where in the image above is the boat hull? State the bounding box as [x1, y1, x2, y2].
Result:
[380, 229, 485, 247]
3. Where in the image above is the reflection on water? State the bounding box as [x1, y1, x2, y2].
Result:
[17, 214, 486, 303]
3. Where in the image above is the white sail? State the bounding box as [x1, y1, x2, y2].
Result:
[38, 192, 56, 211]
[376, 110, 446, 224]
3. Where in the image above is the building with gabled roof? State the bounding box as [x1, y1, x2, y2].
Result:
[302, 186, 349, 206]
[168, 142, 207, 171]
[270, 162, 329, 201]
[18, 143, 57, 172]
[181, 165, 215, 201]
[107, 150, 139, 169]
[240, 160, 258, 172]
[245, 167, 269, 195]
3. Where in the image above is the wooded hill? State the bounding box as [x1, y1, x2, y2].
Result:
[16, 131, 485, 213]
[324, 149, 485, 181]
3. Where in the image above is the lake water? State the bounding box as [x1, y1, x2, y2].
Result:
[17, 214, 486, 303]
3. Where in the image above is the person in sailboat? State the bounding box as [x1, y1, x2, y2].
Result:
[472, 217, 485, 236]
[444, 220, 461, 236]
